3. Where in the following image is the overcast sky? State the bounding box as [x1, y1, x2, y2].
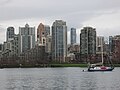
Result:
[0, 0, 120, 43]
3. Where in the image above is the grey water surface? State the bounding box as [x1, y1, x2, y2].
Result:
[0, 67, 120, 90]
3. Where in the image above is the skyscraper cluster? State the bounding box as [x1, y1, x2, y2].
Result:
[0, 20, 120, 66]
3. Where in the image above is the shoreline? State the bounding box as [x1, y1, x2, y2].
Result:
[0, 64, 120, 68]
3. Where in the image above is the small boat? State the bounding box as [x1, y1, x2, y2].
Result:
[88, 39, 114, 72]
[88, 64, 114, 72]
[88, 55, 114, 72]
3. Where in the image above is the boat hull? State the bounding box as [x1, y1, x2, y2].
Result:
[88, 67, 114, 72]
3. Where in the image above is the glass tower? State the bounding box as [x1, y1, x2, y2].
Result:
[52, 20, 67, 62]
[71, 28, 76, 45]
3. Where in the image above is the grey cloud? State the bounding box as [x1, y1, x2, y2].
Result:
[0, 0, 13, 6]
[0, 0, 120, 43]
[0, 27, 5, 32]
[0, 0, 120, 21]
[97, 27, 120, 37]
[0, 27, 6, 43]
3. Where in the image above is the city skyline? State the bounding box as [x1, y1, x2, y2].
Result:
[0, 21, 119, 44]
[0, 1, 120, 89]
[0, 0, 120, 43]
[0, 24, 120, 66]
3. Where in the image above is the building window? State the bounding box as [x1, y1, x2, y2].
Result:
[42, 32, 44, 35]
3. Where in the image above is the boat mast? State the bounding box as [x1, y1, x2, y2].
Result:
[101, 37, 104, 65]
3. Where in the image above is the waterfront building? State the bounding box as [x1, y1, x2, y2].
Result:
[71, 28, 76, 45]
[46, 35, 52, 53]
[45, 25, 50, 36]
[6, 27, 15, 41]
[111, 35, 120, 64]
[19, 24, 35, 54]
[19, 46, 47, 65]
[2, 34, 19, 57]
[0, 44, 3, 58]
[67, 44, 80, 63]
[3, 27, 17, 56]
[80, 27, 96, 62]
[3, 41, 12, 52]
[12, 34, 19, 55]
[96, 36, 110, 64]
[2, 41, 13, 58]
[96, 36, 104, 54]
[109, 36, 113, 53]
[37, 23, 50, 46]
[52, 20, 67, 62]
[0, 44, 3, 51]
[80, 27, 96, 55]
[68, 44, 80, 53]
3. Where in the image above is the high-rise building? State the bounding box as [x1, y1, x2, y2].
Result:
[3, 41, 12, 51]
[96, 36, 104, 53]
[80, 27, 96, 55]
[2, 34, 19, 58]
[109, 36, 113, 53]
[71, 28, 76, 45]
[45, 25, 50, 36]
[37, 23, 50, 46]
[46, 35, 52, 53]
[0, 44, 3, 58]
[6, 27, 15, 41]
[52, 20, 67, 62]
[12, 34, 19, 55]
[19, 24, 35, 54]
[37, 23, 45, 46]
[109, 35, 120, 53]
[111, 35, 120, 64]
[0, 44, 3, 51]
[80, 27, 96, 63]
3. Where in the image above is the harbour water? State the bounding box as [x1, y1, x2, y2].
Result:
[0, 67, 120, 90]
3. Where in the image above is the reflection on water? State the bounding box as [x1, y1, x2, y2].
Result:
[0, 68, 120, 90]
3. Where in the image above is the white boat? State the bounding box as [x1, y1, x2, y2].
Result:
[88, 63, 114, 72]
[88, 38, 114, 72]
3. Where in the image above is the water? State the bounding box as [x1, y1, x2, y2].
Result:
[0, 67, 120, 90]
